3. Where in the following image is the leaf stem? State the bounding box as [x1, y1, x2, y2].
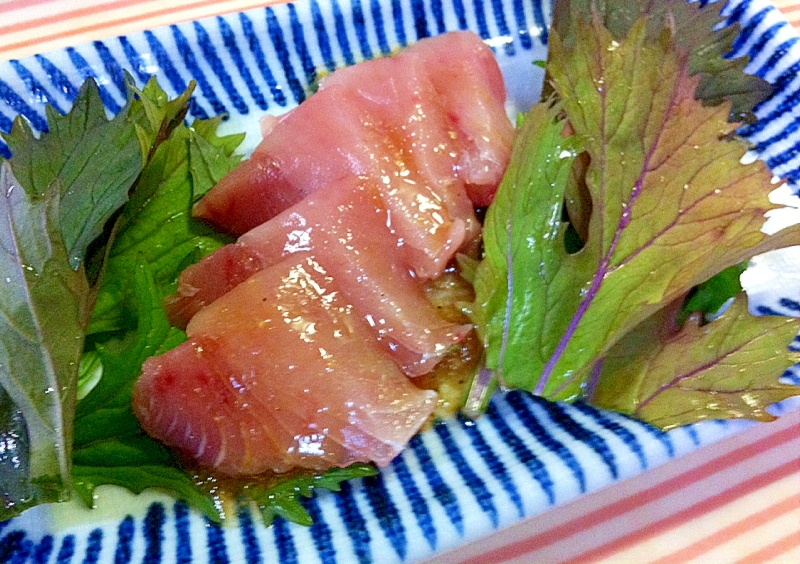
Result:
[536, 49, 686, 396]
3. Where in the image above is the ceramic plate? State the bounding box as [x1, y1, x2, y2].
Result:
[1, 1, 799, 563]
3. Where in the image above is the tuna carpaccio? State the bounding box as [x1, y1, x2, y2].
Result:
[132, 31, 514, 476]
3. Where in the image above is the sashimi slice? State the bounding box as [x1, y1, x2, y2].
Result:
[318, 51, 481, 273]
[133, 336, 291, 474]
[133, 257, 438, 476]
[162, 243, 265, 329]
[192, 83, 372, 236]
[405, 31, 515, 205]
[190, 158, 301, 237]
[165, 177, 471, 376]
[197, 80, 469, 278]
[193, 32, 510, 275]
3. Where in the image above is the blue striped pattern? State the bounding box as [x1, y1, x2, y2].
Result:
[335, 481, 372, 564]
[143, 504, 165, 564]
[461, 418, 525, 518]
[0, 0, 551, 157]
[32, 536, 53, 564]
[236, 504, 262, 564]
[409, 434, 464, 535]
[485, 401, 556, 504]
[84, 529, 103, 564]
[391, 455, 437, 548]
[303, 498, 336, 564]
[0, 531, 23, 561]
[433, 423, 499, 527]
[55, 536, 74, 564]
[114, 517, 134, 564]
[361, 473, 407, 559]
[504, 392, 587, 493]
[205, 519, 230, 564]
[0, 1, 798, 563]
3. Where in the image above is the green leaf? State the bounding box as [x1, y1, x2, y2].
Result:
[590, 295, 800, 429]
[72, 463, 218, 520]
[244, 464, 378, 526]
[5, 77, 146, 270]
[71, 259, 218, 518]
[77, 259, 176, 421]
[550, 0, 773, 121]
[127, 76, 194, 159]
[88, 121, 240, 335]
[77, 350, 103, 401]
[678, 262, 748, 325]
[73, 406, 143, 446]
[0, 164, 90, 519]
[74, 257, 178, 438]
[189, 116, 246, 191]
[472, 13, 800, 402]
[470, 103, 580, 388]
[0, 75, 197, 520]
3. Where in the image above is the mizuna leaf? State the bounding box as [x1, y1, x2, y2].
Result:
[473, 15, 800, 402]
[589, 295, 800, 429]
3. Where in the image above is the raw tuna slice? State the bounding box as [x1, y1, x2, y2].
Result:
[189, 158, 299, 237]
[317, 49, 481, 275]
[193, 31, 511, 276]
[192, 84, 373, 236]
[197, 78, 470, 279]
[165, 177, 470, 376]
[162, 243, 264, 329]
[404, 31, 515, 205]
[134, 256, 438, 476]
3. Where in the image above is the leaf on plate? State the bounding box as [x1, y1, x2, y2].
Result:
[550, 0, 774, 121]
[76, 350, 104, 402]
[88, 118, 241, 334]
[589, 295, 800, 429]
[0, 164, 90, 519]
[2, 75, 190, 271]
[678, 262, 748, 326]
[71, 427, 217, 519]
[128, 76, 194, 160]
[189, 116, 247, 190]
[470, 102, 579, 399]
[243, 464, 378, 527]
[74, 258, 173, 428]
[0, 76, 197, 520]
[76, 259, 180, 422]
[471, 13, 800, 402]
[71, 259, 219, 518]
